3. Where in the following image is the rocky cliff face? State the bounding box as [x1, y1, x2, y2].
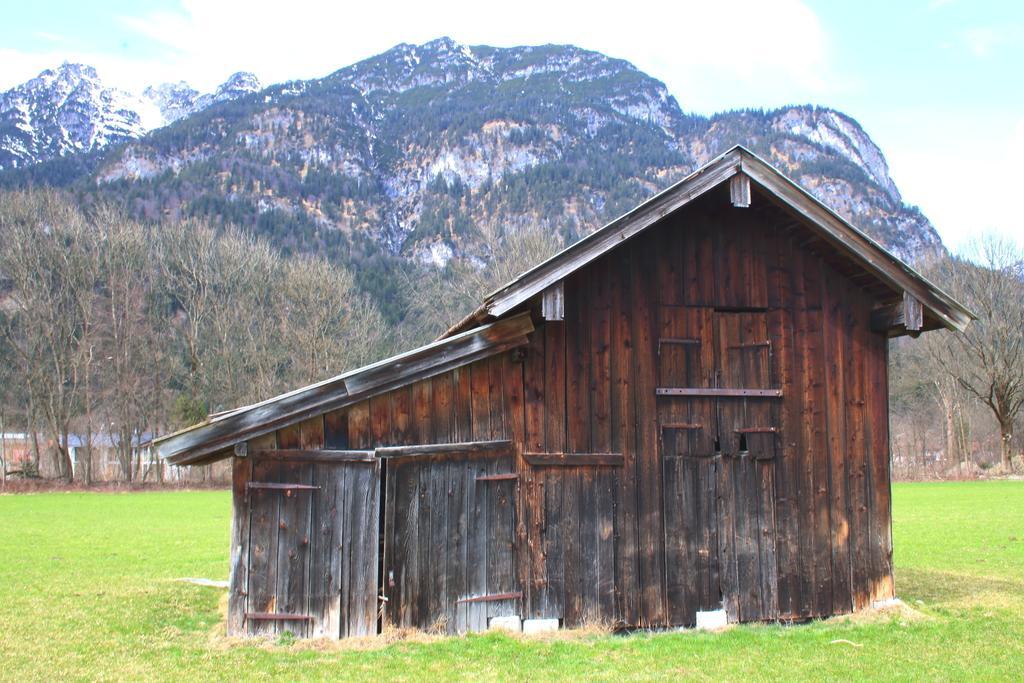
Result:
[0, 39, 941, 273]
[0, 64, 260, 169]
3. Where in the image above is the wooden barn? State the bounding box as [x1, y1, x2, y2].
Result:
[156, 146, 973, 638]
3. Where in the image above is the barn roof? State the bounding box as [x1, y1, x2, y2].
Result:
[155, 312, 533, 465]
[443, 144, 974, 338]
[156, 145, 973, 466]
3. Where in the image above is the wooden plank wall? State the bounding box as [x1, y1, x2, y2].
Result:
[512, 193, 894, 627]
[227, 188, 896, 635]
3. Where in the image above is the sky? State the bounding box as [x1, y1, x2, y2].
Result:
[1, 0, 1021, 253]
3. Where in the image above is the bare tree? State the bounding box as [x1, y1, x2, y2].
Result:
[400, 223, 564, 344]
[0, 191, 99, 481]
[927, 236, 1024, 471]
[281, 255, 391, 385]
[92, 206, 165, 481]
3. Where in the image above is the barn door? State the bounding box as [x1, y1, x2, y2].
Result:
[246, 454, 380, 638]
[714, 311, 779, 623]
[659, 308, 780, 625]
[382, 444, 517, 634]
[658, 306, 722, 625]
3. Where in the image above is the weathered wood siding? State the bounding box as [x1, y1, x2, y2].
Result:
[512, 193, 894, 627]
[227, 187, 895, 635]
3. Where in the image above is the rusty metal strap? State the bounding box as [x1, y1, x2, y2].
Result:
[246, 483, 320, 491]
[455, 591, 523, 605]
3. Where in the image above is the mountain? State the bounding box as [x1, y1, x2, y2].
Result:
[0, 39, 941, 310]
[0, 63, 260, 170]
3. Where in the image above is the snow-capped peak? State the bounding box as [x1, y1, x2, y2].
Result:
[0, 65, 262, 170]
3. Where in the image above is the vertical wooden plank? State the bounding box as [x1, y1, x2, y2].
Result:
[296, 418, 327, 638]
[868, 323, 895, 603]
[453, 366, 473, 443]
[412, 380, 434, 627]
[428, 458, 450, 631]
[542, 318, 566, 621]
[589, 264, 618, 623]
[391, 386, 413, 445]
[324, 409, 349, 449]
[756, 460, 779, 619]
[381, 457, 399, 629]
[369, 395, 390, 448]
[487, 453, 517, 620]
[700, 458, 720, 617]
[347, 401, 370, 450]
[822, 269, 853, 614]
[471, 360, 492, 443]
[309, 461, 342, 638]
[845, 298, 871, 611]
[393, 459, 420, 628]
[348, 461, 380, 636]
[565, 280, 589, 625]
[447, 455, 468, 632]
[610, 252, 640, 626]
[501, 352, 529, 619]
[630, 238, 666, 626]
[431, 373, 453, 444]
[276, 457, 314, 637]
[732, 456, 760, 621]
[800, 253, 833, 618]
[522, 328, 546, 617]
[412, 379, 433, 444]
[246, 455, 282, 636]
[770, 235, 802, 619]
[487, 355, 506, 440]
[466, 454, 488, 631]
[227, 450, 254, 636]
[787, 245, 816, 619]
[716, 455, 739, 621]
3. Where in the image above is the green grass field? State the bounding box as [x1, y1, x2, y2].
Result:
[1, 482, 1022, 681]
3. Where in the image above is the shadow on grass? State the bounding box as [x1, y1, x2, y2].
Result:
[896, 567, 1024, 607]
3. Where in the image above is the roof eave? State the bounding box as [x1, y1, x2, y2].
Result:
[156, 312, 535, 466]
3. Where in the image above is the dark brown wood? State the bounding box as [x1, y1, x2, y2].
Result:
[215, 148, 950, 640]
[524, 452, 624, 467]
[631, 238, 667, 626]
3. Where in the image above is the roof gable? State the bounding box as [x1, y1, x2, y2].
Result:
[446, 145, 973, 337]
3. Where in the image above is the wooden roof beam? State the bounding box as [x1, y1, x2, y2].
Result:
[871, 292, 925, 336]
[156, 312, 534, 466]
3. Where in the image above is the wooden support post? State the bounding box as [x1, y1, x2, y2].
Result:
[730, 173, 751, 208]
[903, 291, 923, 332]
[541, 281, 565, 321]
[870, 292, 925, 335]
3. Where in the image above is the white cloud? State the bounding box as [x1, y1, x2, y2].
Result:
[963, 26, 1006, 57]
[2, 0, 839, 111]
